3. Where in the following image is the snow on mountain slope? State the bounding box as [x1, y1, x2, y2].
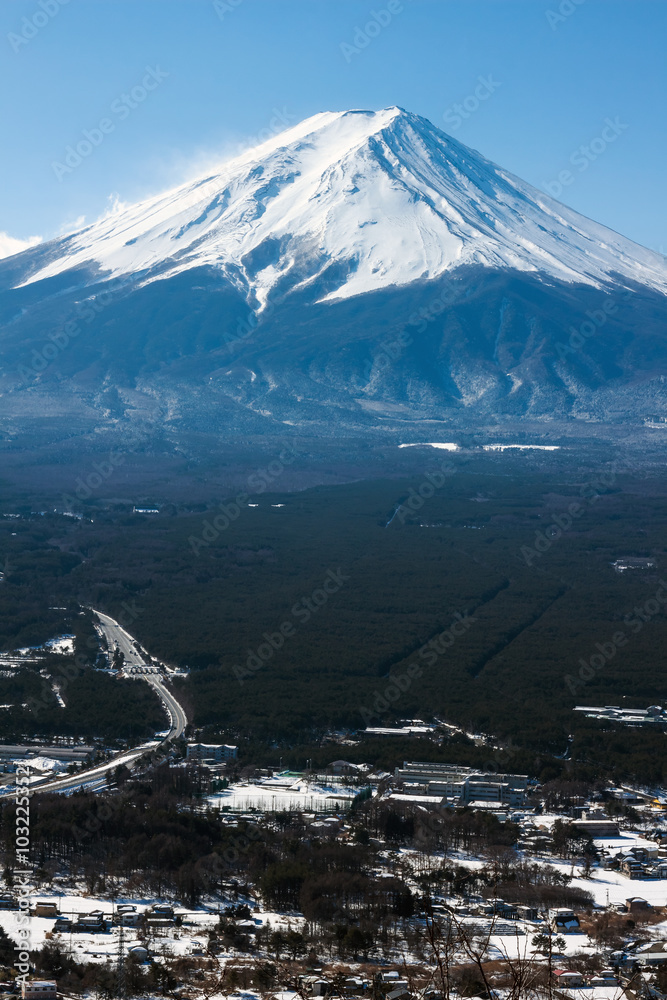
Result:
[19, 106, 667, 305]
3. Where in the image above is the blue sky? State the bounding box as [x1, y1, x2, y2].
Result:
[0, 0, 665, 257]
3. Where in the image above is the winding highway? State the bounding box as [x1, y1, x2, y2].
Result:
[94, 610, 188, 740]
[16, 609, 188, 796]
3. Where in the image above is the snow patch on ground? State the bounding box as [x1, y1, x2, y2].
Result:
[482, 443, 560, 451]
[209, 779, 357, 812]
[46, 635, 75, 655]
[398, 442, 459, 450]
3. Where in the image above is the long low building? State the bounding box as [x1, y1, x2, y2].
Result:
[394, 762, 529, 806]
[186, 742, 238, 762]
[572, 818, 620, 837]
[573, 705, 666, 727]
[21, 982, 57, 1000]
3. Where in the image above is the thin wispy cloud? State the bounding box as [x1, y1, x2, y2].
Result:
[0, 231, 42, 260]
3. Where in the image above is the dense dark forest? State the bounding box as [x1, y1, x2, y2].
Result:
[1, 459, 666, 782]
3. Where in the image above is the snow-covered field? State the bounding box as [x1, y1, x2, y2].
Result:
[45, 636, 75, 655]
[12, 756, 68, 774]
[13, 634, 75, 656]
[397, 442, 562, 452]
[398, 442, 459, 450]
[209, 779, 357, 813]
[543, 859, 667, 909]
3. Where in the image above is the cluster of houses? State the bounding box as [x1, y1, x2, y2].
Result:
[30, 901, 177, 934]
[1, 754, 666, 1000]
[299, 971, 412, 999]
[442, 899, 581, 934]
[552, 969, 620, 988]
[611, 845, 667, 879]
[558, 940, 667, 973]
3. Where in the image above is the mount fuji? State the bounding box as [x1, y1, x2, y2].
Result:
[1, 106, 666, 449]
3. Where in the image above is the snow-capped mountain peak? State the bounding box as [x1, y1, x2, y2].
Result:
[19, 107, 667, 305]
